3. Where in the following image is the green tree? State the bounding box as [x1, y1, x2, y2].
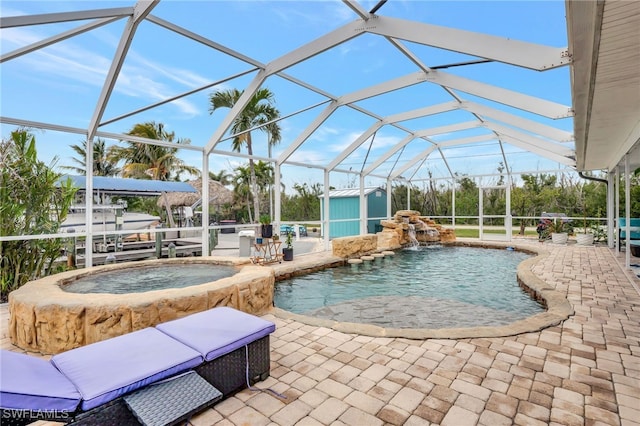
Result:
[0, 129, 77, 301]
[633, 169, 640, 217]
[209, 88, 281, 220]
[209, 169, 232, 186]
[232, 161, 274, 222]
[455, 176, 479, 223]
[109, 121, 199, 181]
[289, 183, 322, 221]
[61, 138, 120, 176]
[233, 163, 253, 222]
[617, 169, 640, 217]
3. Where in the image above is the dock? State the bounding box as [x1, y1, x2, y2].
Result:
[72, 238, 202, 267]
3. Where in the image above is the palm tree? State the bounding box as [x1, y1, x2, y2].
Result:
[253, 160, 274, 194]
[232, 161, 274, 222]
[209, 88, 281, 220]
[233, 164, 254, 222]
[62, 138, 120, 176]
[109, 121, 199, 181]
[209, 170, 232, 187]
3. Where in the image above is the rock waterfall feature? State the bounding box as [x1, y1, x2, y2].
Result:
[377, 210, 455, 251]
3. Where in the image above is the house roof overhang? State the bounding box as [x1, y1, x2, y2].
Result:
[567, 0, 640, 172]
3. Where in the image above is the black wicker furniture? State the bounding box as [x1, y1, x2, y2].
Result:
[124, 371, 222, 426]
[0, 307, 275, 425]
[155, 306, 276, 397]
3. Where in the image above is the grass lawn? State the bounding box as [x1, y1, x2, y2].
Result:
[454, 228, 538, 238]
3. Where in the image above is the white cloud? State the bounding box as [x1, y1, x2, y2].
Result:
[126, 51, 211, 88]
[3, 26, 207, 117]
[271, 1, 355, 26]
[287, 149, 330, 165]
[306, 125, 340, 143]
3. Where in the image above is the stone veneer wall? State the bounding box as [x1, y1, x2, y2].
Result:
[331, 210, 456, 258]
[8, 257, 273, 354]
[378, 209, 456, 248]
[331, 235, 379, 258]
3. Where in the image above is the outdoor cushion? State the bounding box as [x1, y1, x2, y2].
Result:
[51, 327, 202, 411]
[0, 350, 81, 412]
[156, 307, 275, 362]
[620, 227, 640, 239]
[619, 218, 640, 239]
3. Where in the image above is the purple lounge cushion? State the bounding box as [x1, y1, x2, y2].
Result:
[156, 307, 275, 362]
[51, 328, 202, 411]
[0, 350, 81, 412]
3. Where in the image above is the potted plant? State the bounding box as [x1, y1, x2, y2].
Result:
[537, 218, 552, 242]
[550, 217, 573, 244]
[576, 195, 594, 246]
[282, 231, 293, 261]
[259, 214, 273, 238]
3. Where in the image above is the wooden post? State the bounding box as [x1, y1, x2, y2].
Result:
[155, 225, 163, 258]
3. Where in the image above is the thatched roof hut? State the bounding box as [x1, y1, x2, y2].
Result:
[157, 178, 234, 209]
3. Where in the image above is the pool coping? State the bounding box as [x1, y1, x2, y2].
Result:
[268, 240, 574, 339]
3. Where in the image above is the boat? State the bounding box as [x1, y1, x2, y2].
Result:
[60, 205, 160, 234]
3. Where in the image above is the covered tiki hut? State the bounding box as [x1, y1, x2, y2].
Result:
[157, 178, 234, 227]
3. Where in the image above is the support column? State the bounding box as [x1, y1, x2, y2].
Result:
[323, 170, 331, 251]
[360, 175, 366, 235]
[274, 163, 281, 233]
[615, 167, 620, 251]
[625, 155, 631, 269]
[386, 179, 392, 220]
[506, 177, 512, 242]
[452, 179, 457, 228]
[85, 138, 94, 268]
[607, 171, 615, 248]
[479, 186, 484, 240]
[201, 153, 210, 257]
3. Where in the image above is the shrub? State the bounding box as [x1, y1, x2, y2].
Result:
[0, 129, 77, 301]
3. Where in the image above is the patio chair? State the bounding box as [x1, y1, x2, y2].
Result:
[1, 307, 275, 425]
[0, 350, 81, 426]
[618, 218, 640, 250]
[155, 306, 276, 397]
[1, 327, 211, 425]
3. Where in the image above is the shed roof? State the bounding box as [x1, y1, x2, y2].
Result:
[320, 187, 386, 198]
[62, 175, 197, 196]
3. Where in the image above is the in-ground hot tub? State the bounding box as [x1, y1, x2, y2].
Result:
[8, 257, 274, 354]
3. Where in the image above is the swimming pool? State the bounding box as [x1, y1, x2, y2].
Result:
[274, 245, 544, 329]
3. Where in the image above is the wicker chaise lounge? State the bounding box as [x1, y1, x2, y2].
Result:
[0, 307, 276, 426]
[1, 350, 82, 425]
[155, 306, 276, 397]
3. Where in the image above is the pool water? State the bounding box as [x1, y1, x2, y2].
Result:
[274, 246, 545, 329]
[62, 264, 237, 294]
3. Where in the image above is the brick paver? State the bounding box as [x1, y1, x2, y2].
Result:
[2, 242, 639, 426]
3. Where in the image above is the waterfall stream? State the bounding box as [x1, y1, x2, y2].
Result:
[407, 224, 420, 249]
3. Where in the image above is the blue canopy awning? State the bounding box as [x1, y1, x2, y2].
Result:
[61, 175, 197, 195]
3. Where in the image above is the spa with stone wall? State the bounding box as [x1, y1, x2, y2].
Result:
[9, 257, 273, 354]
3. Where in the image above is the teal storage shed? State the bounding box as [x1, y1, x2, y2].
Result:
[320, 187, 388, 238]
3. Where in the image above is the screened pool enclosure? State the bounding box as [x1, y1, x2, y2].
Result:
[1, 0, 639, 268]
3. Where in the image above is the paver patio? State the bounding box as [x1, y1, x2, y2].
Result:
[1, 241, 639, 425]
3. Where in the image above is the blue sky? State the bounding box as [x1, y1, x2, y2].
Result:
[0, 1, 573, 191]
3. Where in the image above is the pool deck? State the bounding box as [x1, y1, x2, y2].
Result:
[1, 238, 639, 426]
